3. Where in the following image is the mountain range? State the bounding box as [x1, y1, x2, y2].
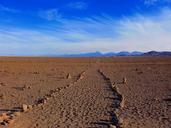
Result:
[143, 51, 171, 56]
[58, 51, 171, 57]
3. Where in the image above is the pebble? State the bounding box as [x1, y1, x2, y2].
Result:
[0, 118, 3, 123]
[120, 96, 125, 109]
[22, 104, 28, 112]
[109, 124, 116, 128]
[28, 105, 33, 110]
[79, 75, 84, 80]
[67, 73, 72, 79]
[1, 121, 8, 126]
[27, 86, 31, 89]
[123, 77, 127, 84]
[38, 98, 47, 105]
[13, 112, 21, 116]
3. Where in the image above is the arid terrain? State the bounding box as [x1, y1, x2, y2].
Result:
[0, 57, 171, 128]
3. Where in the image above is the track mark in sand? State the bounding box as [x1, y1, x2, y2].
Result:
[98, 69, 125, 128]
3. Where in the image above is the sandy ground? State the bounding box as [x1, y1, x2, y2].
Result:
[0, 57, 171, 128]
[100, 57, 171, 128]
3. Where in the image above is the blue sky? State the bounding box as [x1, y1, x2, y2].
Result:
[0, 0, 171, 55]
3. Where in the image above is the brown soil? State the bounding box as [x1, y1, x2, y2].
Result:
[0, 57, 170, 128]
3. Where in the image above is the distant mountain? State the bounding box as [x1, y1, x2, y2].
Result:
[131, 51, 143, 56]
[143, 51, 171, 56]
[56, 51, 171, 57]
[59, 51, 144, 57]
[116, 51, 130, 56]
[60, 52, 103, 57]
[116, 51, 143, 56]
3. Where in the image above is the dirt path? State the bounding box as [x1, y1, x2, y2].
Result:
[13, 67, 121, 128]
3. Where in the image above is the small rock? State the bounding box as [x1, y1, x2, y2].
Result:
[123, 77, 127, 84]
[115, 108, 121, 115]
[32, 104, 36, 108]
[0, 119, 3, 124]
[37, 98, 46, 105]
[33, 72, 39, 74]
[51, 94, 56, 98]
[13, 112, 21, 116]
[0, 117, 3, 123]
[112, 83, 115, 88]
[79, 75, 84, 80]
[37, 103, 42, 107]
[120, 96, 125, 109]
[45, 97, 49, 100]
[112, 86, 118, 92]
[0, 121, 8, 126]
[23, 85, 31, 90]
[28, 105, 33, 110]
[67, 73, 72, 79]
[109, 124, 116, 128]
[26, 86, 31, 89]
[22, 104, 28, 112]
[154, 98, 159, 101]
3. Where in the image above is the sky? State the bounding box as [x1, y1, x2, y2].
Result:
[0, 0, 171, 56]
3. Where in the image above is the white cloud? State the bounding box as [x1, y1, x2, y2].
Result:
[38, 9, 61, 21]
[67, 2, 88, 10]
[0, 8, 171, 55]
[0, 4, 19, 13]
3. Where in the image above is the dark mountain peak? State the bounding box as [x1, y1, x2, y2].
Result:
[143, 51, 171, 56]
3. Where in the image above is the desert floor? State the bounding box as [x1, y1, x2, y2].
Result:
[0, 57, 171, 128]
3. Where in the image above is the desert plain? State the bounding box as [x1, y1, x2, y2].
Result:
[0, 57, 170, 128]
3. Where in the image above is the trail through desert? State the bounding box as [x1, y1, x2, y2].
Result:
[13, 65, 119, 128]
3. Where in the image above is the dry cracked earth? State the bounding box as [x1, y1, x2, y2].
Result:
[0, 57, 171, 128]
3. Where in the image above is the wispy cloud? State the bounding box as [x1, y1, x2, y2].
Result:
[144, 0, 159, 5]
[0, 4, 19, 13]
[38, 9, 61, 21]
[144, 0, 171, 6]
[0, 8, 171, 55]
[67, 1, 88, 10]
